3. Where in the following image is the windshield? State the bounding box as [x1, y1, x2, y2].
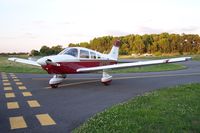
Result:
[58, 48, 78, 57]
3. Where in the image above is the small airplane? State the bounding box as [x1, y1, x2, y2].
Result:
[9, 40, 191, 88]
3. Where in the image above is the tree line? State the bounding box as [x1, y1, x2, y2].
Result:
[30, 45, 63, 56]
[30, 33, 200, 56]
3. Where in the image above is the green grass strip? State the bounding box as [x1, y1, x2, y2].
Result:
[74, 83, 200, 133]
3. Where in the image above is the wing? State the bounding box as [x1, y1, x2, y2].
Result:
[8, 57, 41, 67]
[77, 57, 191, 72]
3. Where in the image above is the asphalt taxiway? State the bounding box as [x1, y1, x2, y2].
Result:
[1, 61, 200, 133]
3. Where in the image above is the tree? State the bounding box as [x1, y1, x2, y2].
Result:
[79, 42, 90, 49]
[142, 34, 153, 53]
[51, 45, 63, 55]
[158, 38, 170, 53]
[68, 43, 79, 47]
[40, 46, 51, 56]
[132, 35, 145, 54]
[30, 50, 40, 56]
[34, 33, 200, 56]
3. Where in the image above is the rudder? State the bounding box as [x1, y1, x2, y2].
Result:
[108, 40, 121, 61]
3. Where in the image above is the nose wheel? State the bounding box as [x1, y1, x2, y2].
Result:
[50, 84, 59, 88]
[49, 74, 66, 88]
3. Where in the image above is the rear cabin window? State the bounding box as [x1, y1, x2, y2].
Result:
[80, 50, 89, 58]
[97, 54, 101, 59]
[90, 52, 96, 59]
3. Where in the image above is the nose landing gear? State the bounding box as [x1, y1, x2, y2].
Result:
[49, 74, 66, 88]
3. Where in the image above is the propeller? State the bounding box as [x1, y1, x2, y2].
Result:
[46, 59, 60, 66]
[37, 57, 60, 66]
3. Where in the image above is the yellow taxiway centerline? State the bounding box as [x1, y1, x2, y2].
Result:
[33, 78, 99, 81]
[45, 80, 100, 89]
[44, 72, 200, 88]
[114, 72, 200, 80]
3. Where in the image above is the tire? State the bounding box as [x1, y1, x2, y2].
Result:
[50, 84, 58, 88]
[102, 80, 112, 86]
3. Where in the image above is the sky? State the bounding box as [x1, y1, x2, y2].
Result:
[0, 0, 200, 52]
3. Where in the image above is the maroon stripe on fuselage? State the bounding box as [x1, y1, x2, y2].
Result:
[41, 60, 117, 74]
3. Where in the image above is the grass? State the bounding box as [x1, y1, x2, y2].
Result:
[119, 54, 200, 61]
[73, 83, 200, 133]
[0, 55, 186, 74]
[0, 55, 46, 74]
[191, 55, 200, 61]
[119, 54, 183, 60]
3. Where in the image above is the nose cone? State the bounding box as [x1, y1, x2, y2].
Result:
[37, 57, 47, 66]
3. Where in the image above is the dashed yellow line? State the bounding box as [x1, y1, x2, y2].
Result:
[7, 102, 19, 109]
[15, 82, 23, 85]
[3, 79, 9, 82]
[10, 73, 16, 76]
[14, 79, 20, 82]
[9, 116, 27, 129]
[22, 92, 32, 97]
[18, 86, 27, 90]
[3, 82, 11, 86]
[4, 87, 12, 91]
[5, 92, 15, 98]
[1, 73, 56, 129]
[36, 114, 56, 126]
[11, 77, 18, 79]
[2, 77, 8, 80]
[27, 100, 40, 108]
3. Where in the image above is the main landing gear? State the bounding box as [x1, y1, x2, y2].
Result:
[101, 70, 112, 86]
[49, 74, 66, 88]
[49, 71, 112, 88]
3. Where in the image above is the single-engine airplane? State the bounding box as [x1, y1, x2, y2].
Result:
[8, 40, 191, 88]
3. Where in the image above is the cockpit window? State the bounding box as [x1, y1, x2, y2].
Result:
[58, 48, 78, 57]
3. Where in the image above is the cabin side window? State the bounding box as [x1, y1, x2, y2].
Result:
[80, 50, 89, 58]
[90, 52, 96, 59]
[97, 54, 101, 59]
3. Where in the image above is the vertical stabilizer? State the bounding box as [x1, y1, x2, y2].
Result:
[108, 40, 121, 61]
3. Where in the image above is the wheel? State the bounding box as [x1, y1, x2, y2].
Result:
[50, 84, 59, 88]
[102, 80, 112, 86]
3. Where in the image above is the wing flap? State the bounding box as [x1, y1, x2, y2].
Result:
[8, 57, 41, 67]
[77, 57, 191, 72]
